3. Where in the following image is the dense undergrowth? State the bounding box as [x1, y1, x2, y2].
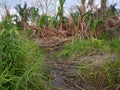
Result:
[0, 0, 120, 90]
[0, 17, 50, 90]
[58, 38, 120, 89]
[0, 20, 120, 90]
[0, 17, 120, 90]
[77, 56, 120, 90]
[59, 39, 120, 58]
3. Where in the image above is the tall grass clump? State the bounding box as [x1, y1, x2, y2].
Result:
[110, 39, 120, 54]
[75, 39, 120, 89]
[76, 57, 120, 90]
[0, 16, 49, 90]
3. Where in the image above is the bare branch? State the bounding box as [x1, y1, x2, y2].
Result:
[34, 0, 57, 15]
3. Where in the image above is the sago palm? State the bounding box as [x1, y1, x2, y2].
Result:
[29, 7, 39, 25]
[15, 2, 30, 29]
[57, 0, 66, 30]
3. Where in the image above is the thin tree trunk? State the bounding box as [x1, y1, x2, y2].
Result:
[101, 0, 107, 11]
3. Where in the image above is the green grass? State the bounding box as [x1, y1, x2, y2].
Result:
[58, 38, 120, 89]
[58, 39, 112, 58]
[0, 18, 50, 90]
[76, 57, 120, 90]
[0, 15, 120, 90]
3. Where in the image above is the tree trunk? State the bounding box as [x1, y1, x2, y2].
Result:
[101, 0, 107, 11]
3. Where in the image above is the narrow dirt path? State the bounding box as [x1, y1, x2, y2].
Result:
[44, 47, 116, 90]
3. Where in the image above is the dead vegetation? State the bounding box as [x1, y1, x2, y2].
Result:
[29, 15, 120, 47]
[1, 0, 120, 47]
